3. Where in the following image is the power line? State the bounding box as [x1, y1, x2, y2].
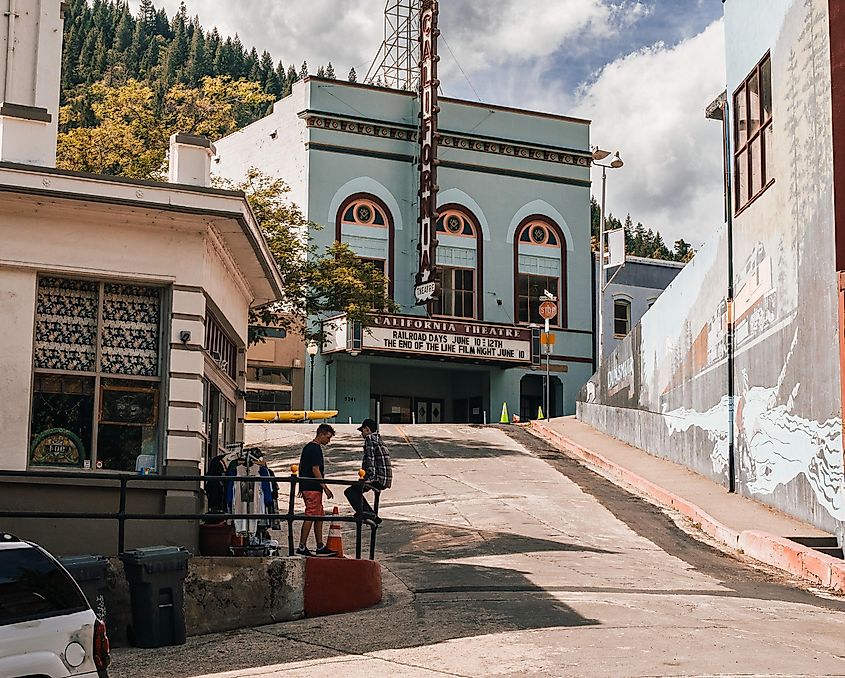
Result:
[440, 33, 482, 102]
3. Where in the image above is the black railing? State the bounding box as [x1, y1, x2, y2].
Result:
[0, 469, 381, 559]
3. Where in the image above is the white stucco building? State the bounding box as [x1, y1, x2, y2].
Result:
[0, 1, 282, 554]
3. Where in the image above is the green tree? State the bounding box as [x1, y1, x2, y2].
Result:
[228, 169, 398, 344]
[348, 67, 357, 83]
[299, 61, 309, 79]
[164, 76, 274, 138]
[326, 62, 335, 79]
[56, 76, 273, 178]
[56, 79, 165, 179]
[673, 239, 695, 262]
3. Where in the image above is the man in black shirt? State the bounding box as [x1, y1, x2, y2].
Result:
[297, 424, 336, 556]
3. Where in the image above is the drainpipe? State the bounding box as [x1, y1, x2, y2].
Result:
[719, 96, 737, 494]
[4, 0, 17, 101]
[707, 92, 736, 493]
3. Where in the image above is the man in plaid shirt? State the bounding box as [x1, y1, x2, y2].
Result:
[345, 418, 392, 523]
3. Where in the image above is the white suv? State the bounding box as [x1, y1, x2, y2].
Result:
[0, 533, 110, 678]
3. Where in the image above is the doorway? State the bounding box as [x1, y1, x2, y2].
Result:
[414, 398, 444, 424]
[520, 374, 559, 421]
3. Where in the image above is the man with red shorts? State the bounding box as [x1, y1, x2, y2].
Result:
[296, 424, 337, 557]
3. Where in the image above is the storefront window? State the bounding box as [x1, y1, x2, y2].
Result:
[246, 390, 292, 412]
[29, 277, 162, 471]
[30, 375, 94, 467]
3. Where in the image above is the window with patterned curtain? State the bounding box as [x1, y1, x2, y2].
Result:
[29, 276, 163, 472]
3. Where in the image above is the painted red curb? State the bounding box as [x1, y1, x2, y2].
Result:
[304, 557, 382, 617]
[530, 422, 844, 593]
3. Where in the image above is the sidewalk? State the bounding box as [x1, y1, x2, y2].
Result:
[529, 416, 845, 593]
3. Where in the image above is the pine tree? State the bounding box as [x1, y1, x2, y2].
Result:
[138, 0, 156, 31]
[163, 10, 188, 84]
[300, 61, 308, 79]
[274, 61, 287, 98]
[231, 34, 246, 77]
[348, 67, 357, 82]
[285, 64, 298, 96]
[185, 20, 208, 85]
[326, 62, 335, 79]
[316, 65, 326, 78]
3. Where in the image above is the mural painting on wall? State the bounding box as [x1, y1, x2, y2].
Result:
[582, 0, 845, 531]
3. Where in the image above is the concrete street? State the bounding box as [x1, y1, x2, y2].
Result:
[112, 424, 845, 677]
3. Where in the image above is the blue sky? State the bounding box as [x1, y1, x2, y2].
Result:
[131, 0, 727, 246]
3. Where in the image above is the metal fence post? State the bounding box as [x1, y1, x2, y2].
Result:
[355, 519, 363, 559]
[117, 477, 127, 554]
[369, 489, 381, 560]
[287, 467, 298, 556]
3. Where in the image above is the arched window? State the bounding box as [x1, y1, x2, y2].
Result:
[514, 216, 566, 325]
[432, 206, 483, 319]
[335, 194, 394, 294]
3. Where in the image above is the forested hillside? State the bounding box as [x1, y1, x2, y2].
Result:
[59, 0, 689, 262]
[57, 0, 346, 178]
[61, 0, 338, 105]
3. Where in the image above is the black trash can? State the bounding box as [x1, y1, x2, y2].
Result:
[59, 554, 109, 620]
[120, 546, 191, 648]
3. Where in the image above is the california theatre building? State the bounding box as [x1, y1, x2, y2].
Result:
[215, 35, 594, 423]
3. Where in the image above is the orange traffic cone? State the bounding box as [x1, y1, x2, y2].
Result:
[325, 506, 344, 557]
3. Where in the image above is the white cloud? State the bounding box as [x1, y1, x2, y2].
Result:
[127, 1, 724, 245]
[129, 0, 384, 73]
[572, 20, 726, 247]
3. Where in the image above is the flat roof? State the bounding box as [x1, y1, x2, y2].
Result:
[304, 76, 592, 126]
[0, 161, 284, 304]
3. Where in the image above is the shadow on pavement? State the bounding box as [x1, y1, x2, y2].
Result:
[110, 516, 603, 678]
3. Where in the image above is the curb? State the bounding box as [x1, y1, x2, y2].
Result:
[529, 421, 845, 593]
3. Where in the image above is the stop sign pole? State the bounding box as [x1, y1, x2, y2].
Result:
[539, 299, 557, 418]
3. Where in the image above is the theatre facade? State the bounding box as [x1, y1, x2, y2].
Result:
[215, 76, 594, 423]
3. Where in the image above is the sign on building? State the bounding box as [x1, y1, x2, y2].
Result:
[323, 314, 534, 365]
[414, 0, 440, 305]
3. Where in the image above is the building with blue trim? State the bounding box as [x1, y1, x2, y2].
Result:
[215, 77, 595, 423]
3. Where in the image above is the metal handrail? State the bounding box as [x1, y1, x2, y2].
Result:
[0, 469, 382, 559]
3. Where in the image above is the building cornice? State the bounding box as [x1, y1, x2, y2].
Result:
[302, 111, 592, 169]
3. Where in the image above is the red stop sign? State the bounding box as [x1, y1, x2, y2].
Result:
[539, 300, 557, 320]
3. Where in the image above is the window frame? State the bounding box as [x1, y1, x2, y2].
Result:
[432, 265, 477, 319]
[517, 272, 561, 326]
[29, 275, 168, 472]
[513, 215, 568, 327]
[612, 297, 632, 338]
[733, 52, 774, 213]
[335, 193, 395, 298]
[432, 204, 484, 319]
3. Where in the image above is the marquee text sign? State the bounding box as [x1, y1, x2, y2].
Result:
[414, 0, 440, 305]
[365, 315, 533, 363]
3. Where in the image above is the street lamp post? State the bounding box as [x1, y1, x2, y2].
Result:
[592, 147, 624, 371]
[306, 341, 318, 412]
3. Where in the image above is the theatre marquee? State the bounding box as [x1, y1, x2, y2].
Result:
[323, 314, 538, 366]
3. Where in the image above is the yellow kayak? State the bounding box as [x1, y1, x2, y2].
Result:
[245, 410, 339, 422]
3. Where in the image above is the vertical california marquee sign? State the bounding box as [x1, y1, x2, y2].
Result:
[414, 0, 440, 305]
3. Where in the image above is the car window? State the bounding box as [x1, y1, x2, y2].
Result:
[0, 547, 88, 626]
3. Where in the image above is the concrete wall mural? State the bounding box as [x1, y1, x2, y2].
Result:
[580, 0, 845, 538]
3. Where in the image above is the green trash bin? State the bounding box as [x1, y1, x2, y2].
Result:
[120, 546, 191, 648]
[59, 554, 109, 621]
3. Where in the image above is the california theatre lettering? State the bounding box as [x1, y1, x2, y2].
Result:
[366, 315, 532, 363]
